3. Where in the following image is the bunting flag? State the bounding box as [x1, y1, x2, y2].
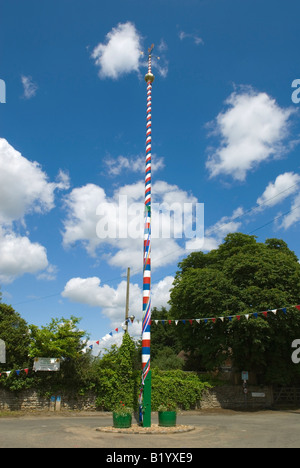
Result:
[85, 315, 136, 351]
[0, 368, 29, 378]
[150, 305, 300, 327]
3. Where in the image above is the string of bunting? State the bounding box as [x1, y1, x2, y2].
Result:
[0, 368, 29, 378]
[150, 304, 300, 326]
[86, 315, 136, 350]
[1, 305, 299, 377]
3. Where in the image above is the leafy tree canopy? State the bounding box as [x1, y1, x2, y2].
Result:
[168, 233, 300, 384]
[0, 302, 31, 369]
[28, 316, 87, 359]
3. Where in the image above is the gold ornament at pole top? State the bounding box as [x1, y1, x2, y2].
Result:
[144, 72, 155, 83]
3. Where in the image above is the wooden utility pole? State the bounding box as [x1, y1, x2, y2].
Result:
[125, 267, 130, 333]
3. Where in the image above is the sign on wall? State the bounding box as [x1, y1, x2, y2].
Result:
[33, 358, 60, 372]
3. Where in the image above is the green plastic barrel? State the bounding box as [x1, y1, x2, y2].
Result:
[113, 412, 132, 428]
[158, 411, 177, 427]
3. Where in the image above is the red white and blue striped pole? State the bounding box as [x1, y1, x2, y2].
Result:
[141, 45, 155, 428]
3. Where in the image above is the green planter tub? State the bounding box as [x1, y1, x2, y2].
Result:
[158, 411, 177, 427]
[113, 412, 132, 428]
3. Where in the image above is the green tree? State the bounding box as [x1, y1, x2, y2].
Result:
[0, 303, 31, 369]
[169, 233, 300, 383]
[152, 347, 184, 370]
[25, 316, 97, 394]
[28, 316, 86, 359]
[151, 307, 182, 360]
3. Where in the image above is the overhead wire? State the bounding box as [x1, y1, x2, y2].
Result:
[9, 180, 300, 307]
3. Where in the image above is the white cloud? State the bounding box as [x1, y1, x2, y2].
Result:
[91, 22, 169, 80]
[62, 180, 197, 270]
[61, 276, 138, 314]
[0, 227, 48, 283]
[37, 264, 58, 281]
[255, 172, 300, 230]
[206, 89, 295, 181]
[91, 22, 142, 79]
[257, 172, 300, 209]
[186, 207, 243, 252]
[104, 154, 165, 176]
[157, 39, 168, 52]
[281, 193, 300, 229]
[0, 138, 70, 224]
[0, 138, 69, 283]
[195, 220, 243, 251]
[152, 275, 174, 309]
[178, 31, 204, 45]
[62, 274, 174, 338]
[62, 183, 107, 255]
[21, 75, 38, 99]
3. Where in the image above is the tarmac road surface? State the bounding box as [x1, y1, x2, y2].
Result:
[0, 409, 299, 449]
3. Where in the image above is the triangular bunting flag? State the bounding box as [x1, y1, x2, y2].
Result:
[152, 303, 295, 334]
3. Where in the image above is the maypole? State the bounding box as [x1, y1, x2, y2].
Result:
[141, 44, 155, 428]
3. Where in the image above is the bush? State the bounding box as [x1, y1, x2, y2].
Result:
[95, 333, 140, 410]
[0, 321, 213, 411]
[151, 369, 212, 410]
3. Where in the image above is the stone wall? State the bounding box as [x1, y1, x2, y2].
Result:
[198, 385, 273, 410]
[0, 389, 97, 412]
[0, 385, 273, 412]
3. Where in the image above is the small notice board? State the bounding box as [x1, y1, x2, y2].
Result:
[33, 358, 60, 372]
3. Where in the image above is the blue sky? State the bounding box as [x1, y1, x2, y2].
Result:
[1, 0, 300, 349]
